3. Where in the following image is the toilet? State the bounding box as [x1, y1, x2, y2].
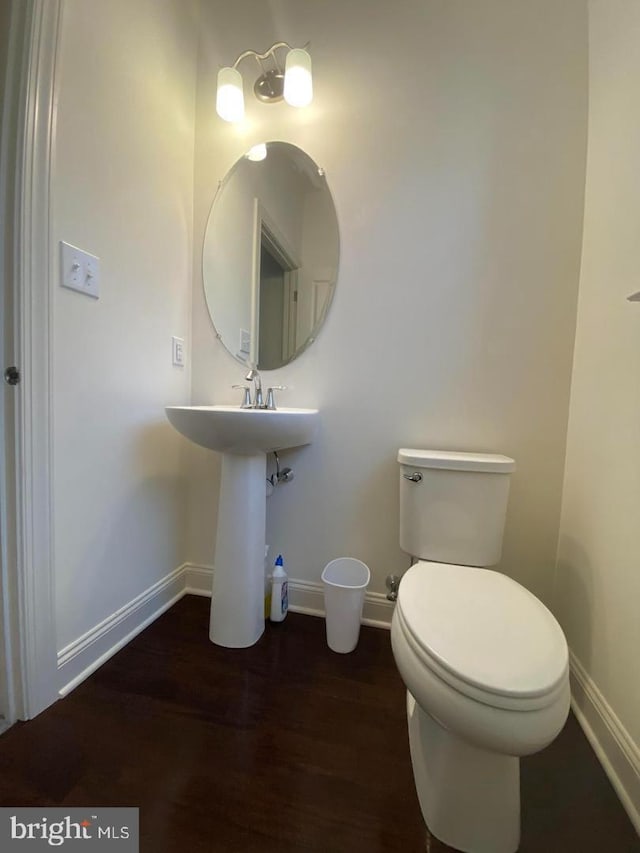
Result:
[390, 449, 570, 853]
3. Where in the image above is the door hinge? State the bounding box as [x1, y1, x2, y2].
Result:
[4, 366, 20, 386]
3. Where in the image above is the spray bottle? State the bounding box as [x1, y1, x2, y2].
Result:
[269, 554, 288, 622]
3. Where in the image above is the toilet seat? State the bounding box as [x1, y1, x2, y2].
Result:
[396, 561, 568, 712]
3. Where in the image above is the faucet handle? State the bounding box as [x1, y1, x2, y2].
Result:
[232, 384, 252, 409]
[265, 385, 287, 410]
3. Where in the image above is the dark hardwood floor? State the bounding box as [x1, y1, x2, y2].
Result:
[0, 596, 637, 852]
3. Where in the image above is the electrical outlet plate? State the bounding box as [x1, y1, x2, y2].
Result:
[172, 336, 185, 367]
[239, 328, 251, 356]
[60, 241, 100, 298]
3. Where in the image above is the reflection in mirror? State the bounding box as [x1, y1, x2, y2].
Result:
[202, 142, 339, 370]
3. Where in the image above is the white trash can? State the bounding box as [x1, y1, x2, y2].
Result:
[321, 557, 371, 653]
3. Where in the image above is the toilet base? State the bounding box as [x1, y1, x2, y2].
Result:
[407, 691, 520, 853]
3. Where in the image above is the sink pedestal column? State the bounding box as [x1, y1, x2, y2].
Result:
[209, 452, 266, 647]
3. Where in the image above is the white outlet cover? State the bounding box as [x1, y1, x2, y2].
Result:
[172, 336, 185, 367]
[60, 241, 100, 299]
[239, 328, 250, 355]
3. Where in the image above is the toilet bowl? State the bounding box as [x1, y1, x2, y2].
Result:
[392, 564, 570, 853]
[390, 450, 570, 853]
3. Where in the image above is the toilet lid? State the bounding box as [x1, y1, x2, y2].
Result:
[397, 562, 568, 699]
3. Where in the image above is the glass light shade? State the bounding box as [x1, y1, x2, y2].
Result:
[283, 48, 313, 108]
[216, 67, 244, 122]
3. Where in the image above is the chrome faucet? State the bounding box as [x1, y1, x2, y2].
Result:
[234, 368, 286, 409]
[245, 368, 264, 409]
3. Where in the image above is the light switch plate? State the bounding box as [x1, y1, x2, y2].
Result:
[239, 328, 251, 356]
[172, 336, 185, 367]
[60, 241, 100, 298]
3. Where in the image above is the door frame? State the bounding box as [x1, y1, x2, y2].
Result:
[0, 0, 62, 721]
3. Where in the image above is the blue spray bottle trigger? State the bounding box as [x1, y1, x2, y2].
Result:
[275, 555, 283, 566]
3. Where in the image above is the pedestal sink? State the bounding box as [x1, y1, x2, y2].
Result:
[165, 405, 320, 648]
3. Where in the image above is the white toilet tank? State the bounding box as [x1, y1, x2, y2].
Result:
[398, 449, 515, 567]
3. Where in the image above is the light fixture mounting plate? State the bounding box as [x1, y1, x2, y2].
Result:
[254, 69, 284, 103]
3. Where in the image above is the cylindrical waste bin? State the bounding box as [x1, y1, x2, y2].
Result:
[321, 557, 371, 653]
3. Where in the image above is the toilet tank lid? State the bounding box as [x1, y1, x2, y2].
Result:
[398, 448, 515, 473]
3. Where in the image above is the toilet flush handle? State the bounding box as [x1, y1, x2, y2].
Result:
[403, 472, 422, 483]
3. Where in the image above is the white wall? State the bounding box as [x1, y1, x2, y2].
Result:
[189, 0, 587, 605]
[52, 0, 198, 654]
[555, 0, 640, 827]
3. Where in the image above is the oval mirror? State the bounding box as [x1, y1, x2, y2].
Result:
[202, 142, 339, 370]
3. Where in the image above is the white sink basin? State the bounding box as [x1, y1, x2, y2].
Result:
[165, 405, 319, 455]
[165, 402, 320, 650]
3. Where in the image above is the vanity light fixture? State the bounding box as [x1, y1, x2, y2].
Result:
[216, 42, 312, 123]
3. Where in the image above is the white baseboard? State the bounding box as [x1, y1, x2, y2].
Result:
[183, 563, 214, 597]
[57, 564, 188, 697]
[570, 650, 640, 834]
[182, 563, 393, 629]
[284, 577, 394, 628]
[56, 561, 393, 700]
[56, 559, 394, 701]
[56, 561, 394, 700]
